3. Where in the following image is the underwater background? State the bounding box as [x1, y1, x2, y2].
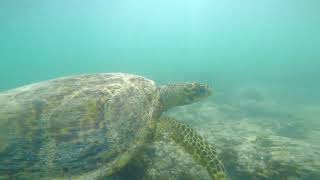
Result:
[1, 0, 320, 179]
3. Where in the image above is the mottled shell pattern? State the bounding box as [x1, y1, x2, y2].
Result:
[0, 73, 160, 179]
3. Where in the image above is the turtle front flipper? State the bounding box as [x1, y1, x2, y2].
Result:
[157, 116, 227, 180]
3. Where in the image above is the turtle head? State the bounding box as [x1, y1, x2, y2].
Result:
[159, 82, 212, 111]
[178, 83, 212, 103]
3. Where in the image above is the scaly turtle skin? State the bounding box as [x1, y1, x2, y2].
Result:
[0, 73, 226, 180]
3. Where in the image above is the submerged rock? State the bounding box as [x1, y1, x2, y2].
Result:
[113, 99, 320, 180]
[129, 101, 320, 180]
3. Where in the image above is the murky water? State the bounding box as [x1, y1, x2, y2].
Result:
[0, 0, 319, 179]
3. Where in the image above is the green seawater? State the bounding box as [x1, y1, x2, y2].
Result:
[0, 0, 320, 179]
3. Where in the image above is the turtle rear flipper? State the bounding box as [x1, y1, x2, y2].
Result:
[157, 117, 227, 180]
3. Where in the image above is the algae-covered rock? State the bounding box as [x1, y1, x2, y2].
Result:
[136, 100, 320, 180]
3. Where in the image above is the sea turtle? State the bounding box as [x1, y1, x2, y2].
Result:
[0, 73, 226, 180]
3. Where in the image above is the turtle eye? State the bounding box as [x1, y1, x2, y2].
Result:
[185, 83, 194, 89]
